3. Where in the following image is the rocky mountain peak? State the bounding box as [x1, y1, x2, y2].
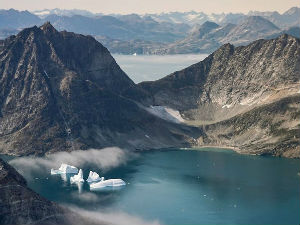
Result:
[240, 15, 279, 30]
[40, 21, 58, 34]
[192, 21, 220, 38]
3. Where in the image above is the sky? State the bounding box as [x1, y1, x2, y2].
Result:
[0, 0, 298, 14]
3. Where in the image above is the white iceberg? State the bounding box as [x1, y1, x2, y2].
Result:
[51, 163, 78, 174]
[86, 171, 101, 183]
[89, 177, 126, 190]
[70, 169, 84, 183]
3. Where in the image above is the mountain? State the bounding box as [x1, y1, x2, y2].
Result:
[33, 8, 100, 18]
[0, 22, 200, 156]
[147, 7, 300, 28]
[221, 16, 280, 45]
[266, 26, 300, 39]
[153, 16, 281, 54]
[44, 14, 189, 42]
[152, 22, 236, 54]
[0, 158, 99, 224]
[146, 11, 246, 25]
[0, 9, 190, 43]
[249, 7, 300, 28]
[0, 8, 299, 55]
[139, 34, 300, 157]
[0, 9, 41, 29]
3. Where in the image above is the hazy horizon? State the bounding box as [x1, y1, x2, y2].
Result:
[1, 0, 299, 15]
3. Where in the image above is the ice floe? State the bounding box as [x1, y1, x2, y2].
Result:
[86, 171, 101, 183]
[51, 163, 78, 174]
[89, 177, 126, 190]
[70, 169, 84, 183]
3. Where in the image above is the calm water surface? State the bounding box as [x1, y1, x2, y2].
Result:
[113, 54, 208, 83]
[4, 148, 300, 225]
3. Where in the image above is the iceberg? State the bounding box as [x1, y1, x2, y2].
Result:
[86, 171, 101, 183]
[51, 163, 78, 174]
[89, 177, 126, 190]
[70, 169, 84, 183]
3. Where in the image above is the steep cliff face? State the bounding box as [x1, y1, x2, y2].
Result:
[0, 22, 200, 156]
[139, 34, 300, 157]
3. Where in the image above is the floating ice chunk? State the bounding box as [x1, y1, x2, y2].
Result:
[51, 163, 78, 174]
[86, 171, 101, 183]
[70, 169, 84, 183]
[89, 177, 126, 190]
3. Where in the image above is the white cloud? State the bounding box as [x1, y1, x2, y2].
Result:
[9, 147, 136, 179]
[67, 207, 162, 225]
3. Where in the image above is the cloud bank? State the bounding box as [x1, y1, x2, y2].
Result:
[67, 207, 162, 225]
[10, 147, 134, 178]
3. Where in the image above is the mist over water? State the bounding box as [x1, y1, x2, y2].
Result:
[113, 54, 208, 83]
[6, 148, 300, 225]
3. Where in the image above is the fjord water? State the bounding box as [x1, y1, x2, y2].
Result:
[113, 54, 208, 83]
[10, 149, 300, 225]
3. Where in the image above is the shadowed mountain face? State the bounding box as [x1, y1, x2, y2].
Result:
[0, 23, 201, 156]
[140, 34, 300, 157]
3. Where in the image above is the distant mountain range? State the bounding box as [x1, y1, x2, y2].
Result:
[152, 16, 283, 54]
[0, 7, 299, 54]
[147, 7, 300, 28]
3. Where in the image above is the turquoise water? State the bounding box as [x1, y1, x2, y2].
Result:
[4, 148, 300, 225]
[113, 54, 208, 83]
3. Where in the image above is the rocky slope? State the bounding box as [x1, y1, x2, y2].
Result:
[0, 158, 102, 225]
[202, 94, 300, 157]
[0, 22, 201, 156]
[140, 34, 300, 157]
